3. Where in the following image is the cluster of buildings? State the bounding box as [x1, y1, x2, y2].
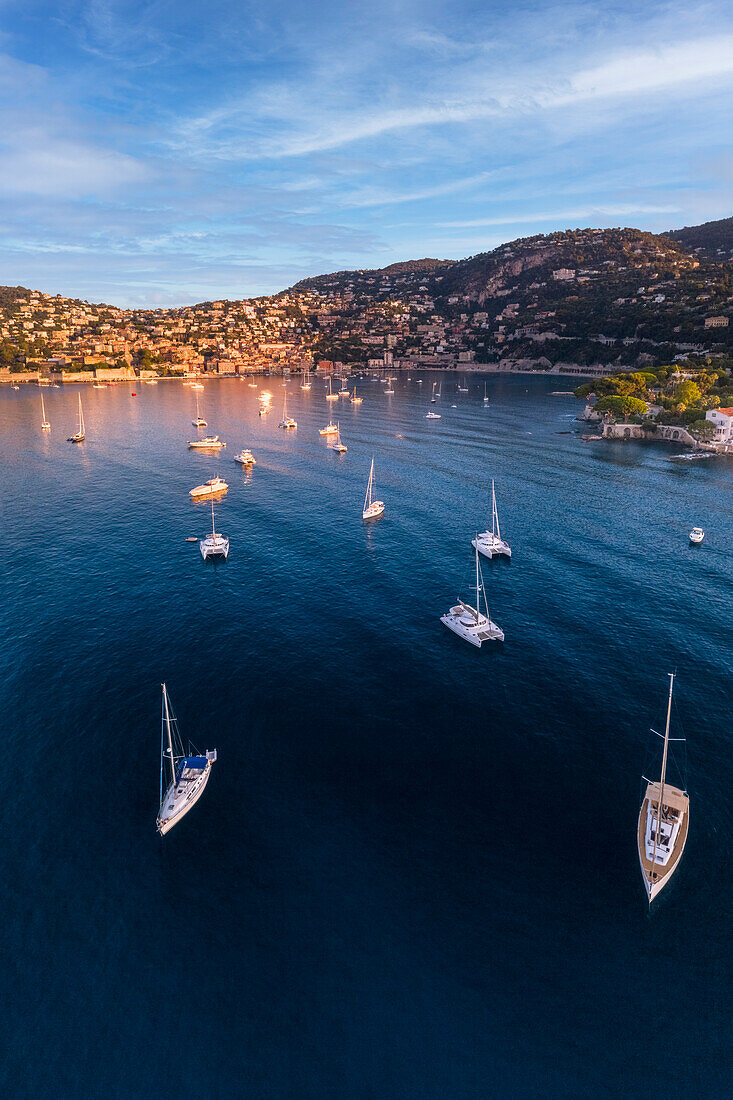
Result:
[1, 227, 731, 383]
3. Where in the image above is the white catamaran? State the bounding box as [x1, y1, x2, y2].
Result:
[68, 394, 85, 442]
[441, 545, 504, 647]
[157, 684, 217, 836]
[472, 480, 511, 559]
[362, 457, 384, 520]
[637, 673, 689, 903]
[199, 498, 229, 560]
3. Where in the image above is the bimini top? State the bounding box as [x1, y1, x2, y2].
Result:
[181, 756, 208, 771]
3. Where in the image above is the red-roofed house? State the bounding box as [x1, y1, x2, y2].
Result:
[706, 407, 733, 442]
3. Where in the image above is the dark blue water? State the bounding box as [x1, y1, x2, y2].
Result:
[2, 375, 731, 1098]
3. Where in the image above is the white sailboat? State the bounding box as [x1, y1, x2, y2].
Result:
[192, 393, 207, 427]
[384, 377, 395, 395]
[457, 378, 469, 393]
[157, 684, 217, 836]
[67, 394, 85, 442]
[440, 545, 504, 647]
[431, 382, 437, 403]
[326, 377, 339, 402]
[362, 457, 385, 520]
[339, 377, 350, 396]
[331, 422, 347, 453]
[279, 391, 297, 429]
[319, 421, 339, 436]
[351, 386, 363, 404]
[301, 370, 312, 390]
[472, 480, 511, 559]
[200, 498, 229, 560]
[638, 673, 689, 903]
[41, 393, 50, 430]
[483, 382, 489, 403]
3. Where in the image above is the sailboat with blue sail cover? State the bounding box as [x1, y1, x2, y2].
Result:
[157, 684, 217, 835]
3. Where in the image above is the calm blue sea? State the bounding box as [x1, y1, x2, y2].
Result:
[1, 374, 731, 1098]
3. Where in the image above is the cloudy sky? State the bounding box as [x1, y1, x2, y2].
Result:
[1, 0, 732, 305]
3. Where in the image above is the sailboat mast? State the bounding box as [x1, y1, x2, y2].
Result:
[475, 545, 480, 623]
[492, 480, 500, 540]
[651, 672, 675, 881]
[162, 683, 176, 786]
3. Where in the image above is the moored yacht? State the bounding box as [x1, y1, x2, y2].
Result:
[325, 378, 339, 402]
[279, 392, 297, 429]
[192, 393, 207, 427]
[41, 394, 50, 430]
[472, 480, 511, 559]
[234, 449, 256, 465]
[441, 546, 504, 647]
[319, 421, 338, 436]
[200, 498, 229, 560]
[351, 386, 363, 404]
[157, 684, 216, 835]
[689, 527, 704, 544]
[362, 457, 384, 519]
[67, 394, 85, 442]
[301, 370, 312, 390]
[637, 673, 689, 903]
[187, 435, 225, 449]
[331, 422, 347, 453]
[426, 409, 441, 419]
[189, 475, 229, 499]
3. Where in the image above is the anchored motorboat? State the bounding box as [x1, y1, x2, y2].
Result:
[189, 476, 228, 499]
[689, 527, 704, 544]
[234, 450, 256, 465]
[187, 436, 225, 449]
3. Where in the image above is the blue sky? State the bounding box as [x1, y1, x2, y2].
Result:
[1, 0, 732, 306]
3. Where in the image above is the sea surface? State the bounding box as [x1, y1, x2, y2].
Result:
[1, 374, 731, 1098]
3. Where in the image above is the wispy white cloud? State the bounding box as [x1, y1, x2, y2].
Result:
[438, 204, 681, 228]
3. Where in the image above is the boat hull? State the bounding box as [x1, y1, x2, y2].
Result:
[637, 787, 689, 902]
[157, 755, 216, 835]
[363, 502, 385, 520]
[472, 534, 511, 559]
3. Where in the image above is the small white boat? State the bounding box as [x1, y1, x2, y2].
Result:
[338, 378, 350, 396]
[331, 422, 347, 453]
[457, 379, 469, 393]
[326, 378, 339, 402]
[384, 377, 395, 394]
[192, 393, 207, 427]
[144, 379, 158, 385]
[483, 382, 489, 403]
[279, 392, 297, 429]
[441, 546, 504, 647]
[93, 383, 105, 389]
[234, 450, 256, 466]
[430, 382, 437, 403]
[189, 476, 228, 499]
[187, 432, 223, 449]
[426, 410, 441, 419]
[362, 457, 384, 520]
[301, 370, 312, 391]
[319, 422, 339, 436]
[67, 394, 85, 442]
[637, 673, 689, 903]
[351, 387, 363, 404]
[689, 527, 704, 544]
[12, 385, 20, 390]
[472, 480, 511, 559]
[157, 684, 216, 836]
[41, 394, 50, 431]
[258, 404, 271, 416]
[191, 382, 204, 391]
[200, 498, 229, 560]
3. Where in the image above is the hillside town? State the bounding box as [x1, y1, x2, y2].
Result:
[1, 225, 731, 386]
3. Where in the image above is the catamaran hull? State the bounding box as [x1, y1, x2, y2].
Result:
[472, 536, 511, 559]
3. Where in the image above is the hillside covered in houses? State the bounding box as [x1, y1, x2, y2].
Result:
[1, 219, 732, 386]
